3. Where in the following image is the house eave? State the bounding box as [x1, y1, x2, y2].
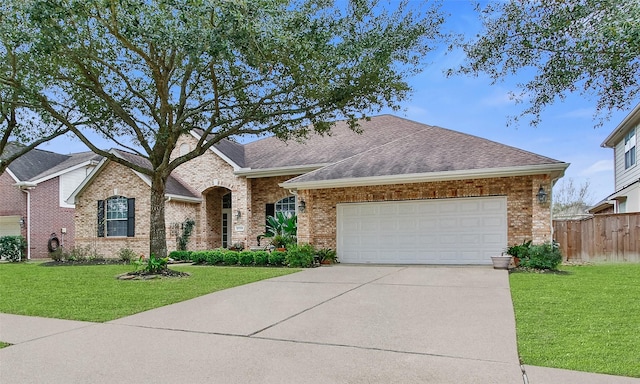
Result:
[31, 160, 99, 184]
[165, 194, 202, 203]
[280, 163, 569, 190]
[601, 103, 640, 148]
[234, 164, 330, 178]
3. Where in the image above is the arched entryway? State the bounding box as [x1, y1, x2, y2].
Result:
[202, 186, 232, 249]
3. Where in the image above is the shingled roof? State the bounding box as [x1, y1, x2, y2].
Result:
[4, 143, 71, 181]
[283, 117, 566, 186]
[113, 150, 200, 199]
[204, 115, 567, 186]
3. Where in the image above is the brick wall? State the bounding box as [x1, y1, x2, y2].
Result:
[29, 178, 76, 259]
[247, 175, 301, 247]
[1, 172, 76, 259]
[75, 161, 152, 257]
[297, 175, 552, 250]
[0, 171, 27, 245]
[172, 135, 250, 249]
[0, 172, 25, 217]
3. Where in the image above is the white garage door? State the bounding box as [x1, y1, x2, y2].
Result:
[337, 197, 507, 265]
[0, 216, 21, 237]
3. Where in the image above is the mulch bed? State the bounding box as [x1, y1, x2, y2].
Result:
[41, 259, 129, 266]
[117, 269, 190, 280]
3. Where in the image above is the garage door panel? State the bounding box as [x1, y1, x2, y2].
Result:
[337, 197, 507, 265]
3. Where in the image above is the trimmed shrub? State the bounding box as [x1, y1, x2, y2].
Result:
[168, 250, 192, 261]
[222, 251, 239, 266]
[253, 251, 269, 266]
[0, 236, 27, 262]
[206, 250, 225, 265]
[285, 243, 315, 268]
[268, 251, 286, 266]
[50, 248, 64, 262]
[119, 248, 138, 263]
[191, 250, 209, 264]
[520, 242, 562, 270]
[238, 251, 254, 266]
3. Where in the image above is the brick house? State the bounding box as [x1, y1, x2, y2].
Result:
[0, 143, 101, 259]
[70, 115, 569, 264]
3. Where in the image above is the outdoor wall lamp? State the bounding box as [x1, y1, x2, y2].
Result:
[298, 199, 306, 213]
[236, 210, 241, 219]
[19, 217, 25, 228]
[537, 185, 548, 204]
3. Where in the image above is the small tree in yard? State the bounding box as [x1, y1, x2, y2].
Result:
[1, 0, 446, 258]
[552, 178, 594, 219]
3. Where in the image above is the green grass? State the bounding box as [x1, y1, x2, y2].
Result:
[0, 263, 298, 322]
[510, 264, 640, 378]
[0, 341, 10, 348]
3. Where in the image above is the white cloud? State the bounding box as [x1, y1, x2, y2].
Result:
[581, 160, 613, 176]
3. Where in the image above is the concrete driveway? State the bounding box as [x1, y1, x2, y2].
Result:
[1, 266, 523, 383]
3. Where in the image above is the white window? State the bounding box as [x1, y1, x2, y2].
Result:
[625, 129, 636, 169]
[106, 196, 129, 237]
[275, 195, 296, 217]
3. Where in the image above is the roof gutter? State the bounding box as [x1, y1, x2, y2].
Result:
[164, 194, 202, 204]
[281, 163, 569, 190]
[234, 163, 331, 178]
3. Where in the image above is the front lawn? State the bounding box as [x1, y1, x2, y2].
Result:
[510, 264, 640, 378]
[0, 262, 298, 322]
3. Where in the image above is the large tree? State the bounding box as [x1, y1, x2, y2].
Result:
[3, 0, 445, 257]
[0, 5, 72, 174]
[454, 0, 640, 126]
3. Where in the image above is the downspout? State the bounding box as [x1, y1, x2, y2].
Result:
[16, 182, 37, 260]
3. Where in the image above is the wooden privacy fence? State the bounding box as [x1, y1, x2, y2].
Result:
[553, 213, 640, 262]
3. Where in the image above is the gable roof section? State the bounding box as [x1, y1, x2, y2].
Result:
[68, 149, 201, 204]
[601, 103, 640, 148]
[243, 115, 424, 170]
[280, 118, 568, 189]
[5, 143, 71, 181]
[190, 130, 245, 169]
[111, 150, 201, 200]
[30, 151, 102, 183]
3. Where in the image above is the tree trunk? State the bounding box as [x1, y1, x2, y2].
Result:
[149, 173, 168, 258]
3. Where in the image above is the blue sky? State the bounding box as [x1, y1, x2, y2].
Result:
[38, 0, 637, 203]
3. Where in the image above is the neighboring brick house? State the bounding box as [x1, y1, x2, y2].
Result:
[70, 115, 569, 265]
[0, 143, 101, 259]
[590, 103, 640, 214]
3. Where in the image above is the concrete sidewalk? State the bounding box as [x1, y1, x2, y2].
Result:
[1, 266, 638, 383]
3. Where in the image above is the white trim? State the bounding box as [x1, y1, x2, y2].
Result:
[66, 150, 201, 204]
[165, 194, 202, 203]
[66, 156, 110, 204]
[281, 163, 569, 190]
[602, 103, 640, 148]
[5, 168, 20, 183]
[234, 164, 330, 178]
[31, 160, 99, 184]
[189, 131, 241, 171]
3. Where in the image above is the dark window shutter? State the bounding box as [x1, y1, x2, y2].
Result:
[127, 198, 135, 237]
[97, 200, 105, 237]
[265, 203, 274, 226]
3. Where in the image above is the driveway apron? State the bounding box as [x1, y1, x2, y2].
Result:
[0, 266, 523, 383]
